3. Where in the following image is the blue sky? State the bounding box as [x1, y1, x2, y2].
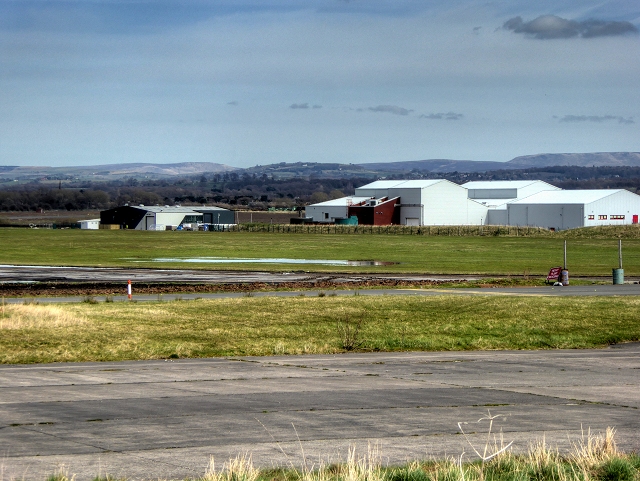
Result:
[1, 0, 639, 168]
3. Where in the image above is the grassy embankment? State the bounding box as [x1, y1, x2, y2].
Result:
[1, 227, 640, 276]
[46, 428, 640, 481]
[2, 295, 640, 364]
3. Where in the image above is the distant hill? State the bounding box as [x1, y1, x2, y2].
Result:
[506, 152, 640, 168]
[356, 159, 506, 173]
[3, 153, 640, 183]
[355, 153, 640, 174]
[90, 162, 238, 177]
[0, 162, 237, 181]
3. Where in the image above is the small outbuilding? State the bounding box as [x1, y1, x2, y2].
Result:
[305, 196, 373, 224]
[79, 218, 100, 230]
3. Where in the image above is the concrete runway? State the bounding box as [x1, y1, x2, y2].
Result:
[1, 345, 639, 480]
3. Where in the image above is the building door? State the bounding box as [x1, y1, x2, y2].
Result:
[405, 218, 420, 226]
[633, 215, 638, 224]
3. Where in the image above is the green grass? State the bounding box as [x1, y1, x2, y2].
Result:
[2, 295, 640, 364]
[2, 228, 640, 275]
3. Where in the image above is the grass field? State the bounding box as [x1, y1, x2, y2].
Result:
[2, 295, 640, 364]
[1, 228, 640, 276]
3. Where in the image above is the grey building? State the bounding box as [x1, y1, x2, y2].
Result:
[461, 180, 561, 225]
[100, 205, 234, 230]
[194, 207, 236, 225]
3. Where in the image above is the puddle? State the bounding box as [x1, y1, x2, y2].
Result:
[128, 257, 395, 266]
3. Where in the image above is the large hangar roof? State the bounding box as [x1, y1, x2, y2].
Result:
[356, 180, 406, 190]
[461, 180, 558, 190]
[392, 179, 446, 189]
[194, 206, 231, 212]
[358, 179, 444, 190]
[132, 205, 199, 213]
[510, 190, 624, 205]
[124, 205, 229, 213]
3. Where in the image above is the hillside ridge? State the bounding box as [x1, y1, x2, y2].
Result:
[3, 152, 640, 181]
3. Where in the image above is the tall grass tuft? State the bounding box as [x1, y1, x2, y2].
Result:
[570, 427, 618, 465]
[204, 455, 260, 481]
[341, 445, 384, 481]
[46, 466, 75, 481]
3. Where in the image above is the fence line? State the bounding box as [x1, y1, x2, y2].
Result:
[213, 223, 553, 237]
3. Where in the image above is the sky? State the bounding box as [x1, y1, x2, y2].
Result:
[1, 0, 639, 168]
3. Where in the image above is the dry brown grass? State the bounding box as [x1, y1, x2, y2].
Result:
[204, 445, 384, 481]
[40, 427, 639, 481]
[0, 303, 87, 330]
[200, 428, 637, 481]
[205, 455, 261, 481]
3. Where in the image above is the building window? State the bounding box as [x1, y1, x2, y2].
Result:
[599, 215, 607, 220]
[324, 213, 329, 219]
[610, 215, 625, 220]
[588, 215, 594, 220]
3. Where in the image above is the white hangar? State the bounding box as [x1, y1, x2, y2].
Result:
[507, 189, 640, 231]
[306, 178, 640, 230]
[306, 179, 488, 226]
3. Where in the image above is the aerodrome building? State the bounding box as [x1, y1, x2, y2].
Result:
[306, 180, 640, 230]
[99, 205, 234, 230]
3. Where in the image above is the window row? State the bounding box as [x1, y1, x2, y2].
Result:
[588, 215, 625, 220]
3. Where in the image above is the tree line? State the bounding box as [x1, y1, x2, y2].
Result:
[0, 176, 369, 212]
[2, 166, 640, 212]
